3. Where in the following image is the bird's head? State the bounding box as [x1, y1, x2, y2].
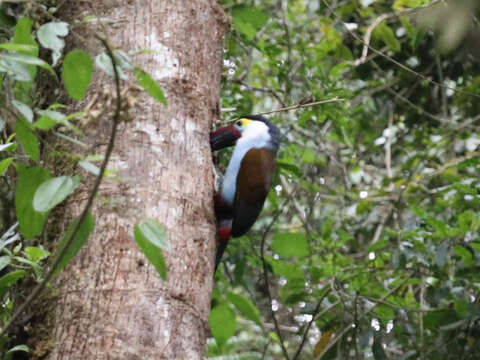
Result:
[210, 115, 279, 151]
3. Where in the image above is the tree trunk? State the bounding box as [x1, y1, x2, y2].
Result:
[34, 1, 228, 359]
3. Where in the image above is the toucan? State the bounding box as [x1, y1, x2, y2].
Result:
[210, 115, 280, 271]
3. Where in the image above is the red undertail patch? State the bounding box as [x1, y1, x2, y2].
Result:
[218, 227, 231, 241]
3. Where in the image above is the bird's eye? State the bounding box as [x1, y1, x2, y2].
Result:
[236, 121, 242, 126]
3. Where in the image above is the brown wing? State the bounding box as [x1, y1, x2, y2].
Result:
[231, 148, 276, 237]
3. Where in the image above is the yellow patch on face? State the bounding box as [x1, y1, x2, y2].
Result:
[238, 118, 252, 127]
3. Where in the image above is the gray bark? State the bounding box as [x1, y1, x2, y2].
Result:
[36, 1, 228, 359]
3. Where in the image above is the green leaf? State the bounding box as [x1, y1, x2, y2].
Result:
[34, 115, 57, 130]
[394, 0, 429, 10]
[277, 160, 302, 177]
[0, 270, 25, 297]
[36, 110, 82, 134]
[272, 232, 309, 257]
[0, 43, 37, 52]
[12, 17, 39, 84]
[209, 303, 236, 348]
[134, 220, 169, 280]
[52, 213, 94, 276]
[137, 219, 169, 250]
[78, 160, 100, 176]
[37, 22, 69, 66]
[0, 57, 31, 81]
[25, 246, 50, 263]
[454, 246, 474, 266]
[0, 53, 53, 72]
[6, 344, 29, 360]
[95, 52, 129, 80]
[0, 142, 15, 152]
[373, 22, 401, 52]
[458, 210, 478, 233]
[227, 292, 262, 327]
[0, 157, 13, 176]
[374, 304, 395, 324]
[14, 18, 38, 53]
[270, 258, 304, 280]
[33, 176, 79, 212]
[133, 67, 167, 105]
[368, 239, 389, 252]
[12, 99, 33, 122]
[14, 119, 39, 161]
[15, 166, 51, 238]
[424, 309, 458, 330]
[63, 50, 93, 100]
[0, 256, 11, 272]
[232, 5, 269, 40]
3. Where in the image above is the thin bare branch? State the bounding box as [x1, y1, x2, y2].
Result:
[260, 191, 298, 360]
[354, 14, 389, 66]
[292, 288, 332, 360]
[256, 97, 345, 117]
[316, 272, 415, 359]
[322, 0, 480, 100]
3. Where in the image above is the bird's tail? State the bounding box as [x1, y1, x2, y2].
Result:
[215, 239, 229, 272]
[214, 226, 231, 272]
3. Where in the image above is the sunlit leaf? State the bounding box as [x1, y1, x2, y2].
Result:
[0, 256, 11, 272]
[0, 43, 37, 52]
[0, 53, 53, 73]
[12, 99, 33, 122]
[78, 160, 100, 176]
[25, 246, 50, 263]
[0, 157, 13, 176]
[134, 67, 167, 105]
[134, 220, 168, 280]
[33, 176, 80, 212]
[37, 21, 69, 65]
[5, 344, 29, 360]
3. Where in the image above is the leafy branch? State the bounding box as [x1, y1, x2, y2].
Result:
[0, 35, 122, 337]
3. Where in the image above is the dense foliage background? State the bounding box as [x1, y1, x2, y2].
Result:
[209, 0, 480, 359]
[1, 0, 480, 359]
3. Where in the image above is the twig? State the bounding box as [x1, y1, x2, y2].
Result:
[419, 279, 425, 360]
[435, 54, 448, 119]
[232, 79, 286, 107]
[352, 0, 442, 66]
[385, 108, 394, 182]
[292, 288, 332, 360]
[0, 36, 122, 337]
[225, 97, 344, 122]
[260, 191, 298, 360]
[255, 97, 344, 117]
[316, 272, 415, 359]
[384, 86, 448, 124]
[322, 0, 480, 100]
[354, 14, 389, 66]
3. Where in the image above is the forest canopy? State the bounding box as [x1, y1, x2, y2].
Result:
[209, 0, 480, 359]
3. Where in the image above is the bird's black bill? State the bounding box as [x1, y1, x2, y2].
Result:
[210, 125, 241, 151]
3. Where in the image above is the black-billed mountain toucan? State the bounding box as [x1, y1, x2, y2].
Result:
[210, 115, 280, 270]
